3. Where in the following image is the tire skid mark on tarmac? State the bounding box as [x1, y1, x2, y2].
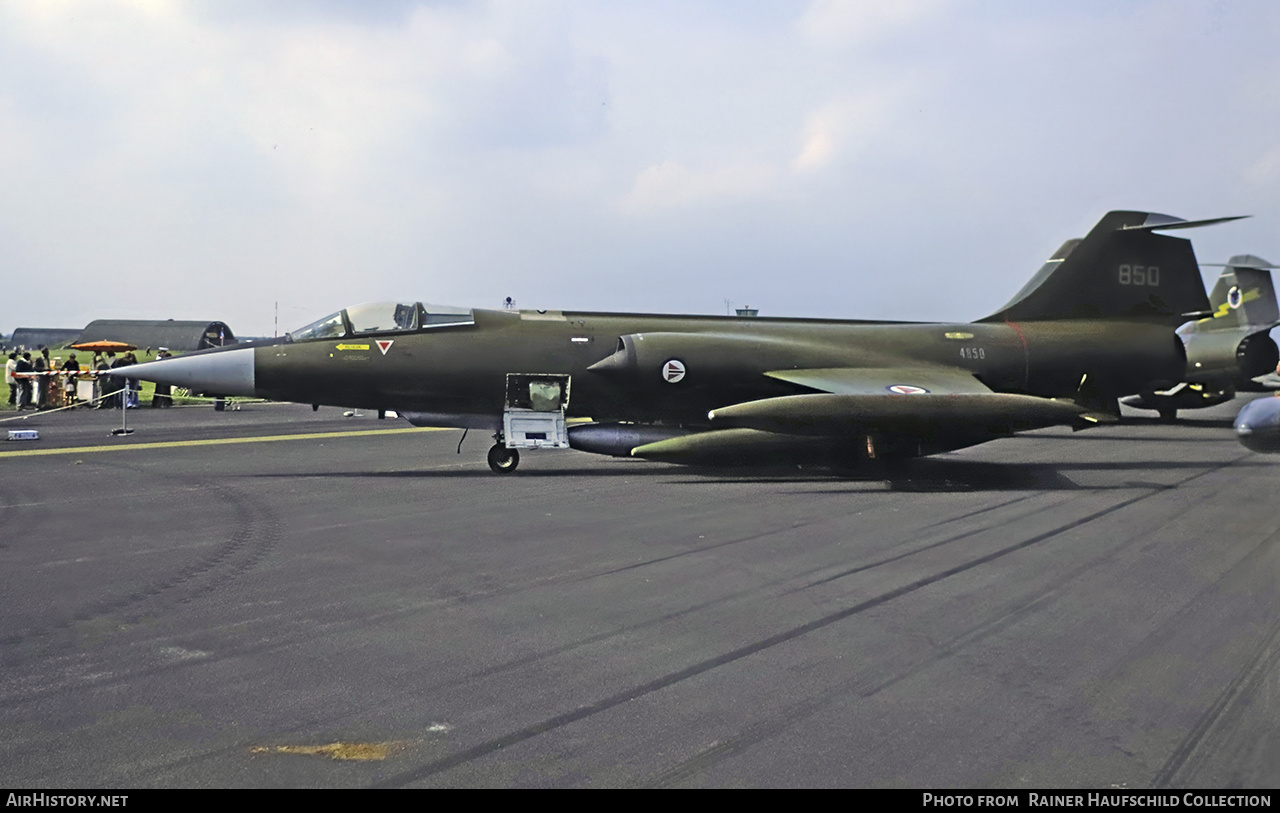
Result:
[0, 461, 280, 697]
[637, 507, 1176, 787]
[803, 449, 1246, 594]
[860, 470, 1236, 700]
[595, 522, 828, 577]
[200, 466, 1200, 765]
[977, 503, 1280, 788]
[1151, 524, 1280, 788]
[0, 480, 36, 552]
[118, 493, 1073, 780]
[2, 532, 784, 721]
[374, 460, 1241, 787]
[982, 465, 1280, 789]
[634, 455, 1244, 783]
[92, 455, 1244, 785]
[641, 688, 839, 788]
[108, 490, 908, 782]
[115, 495, 914, 768]
[923, 492, 1041, 528]
[1153, 611, 1280, 787]
[801, 492, 1076, 589]
[599, 492, 1044, 580]
[295, 491, 1069, 709]
[636, 455, 1249, 784]
[585, 484, 1045, 590]
[421, 495, 1072, 691]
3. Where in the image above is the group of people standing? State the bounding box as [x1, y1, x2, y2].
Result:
[5, 347, 65, 410]
[5, 346, 174, 410]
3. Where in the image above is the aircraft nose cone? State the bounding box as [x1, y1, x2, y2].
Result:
[105, 347, 256, 397]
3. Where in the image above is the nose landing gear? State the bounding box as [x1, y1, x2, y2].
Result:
[487, 443, 520, 474]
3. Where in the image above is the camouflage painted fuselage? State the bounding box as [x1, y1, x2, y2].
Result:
[116, 210, 1247, 467]
[253, 308, 1183, 428]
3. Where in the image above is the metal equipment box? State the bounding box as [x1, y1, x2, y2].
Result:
[503, 372, 571, 449]
[503, 409, 569, 449]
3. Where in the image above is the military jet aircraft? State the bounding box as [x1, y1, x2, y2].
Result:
[1121, 255, 1280, 420]
[113, 210, 1243, 473]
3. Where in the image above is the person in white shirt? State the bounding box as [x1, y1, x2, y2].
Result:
[5, 352, 17, 407]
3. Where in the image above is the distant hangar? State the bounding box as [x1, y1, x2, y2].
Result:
[8, 327, 83, 350]
[75, 320, 237, 352]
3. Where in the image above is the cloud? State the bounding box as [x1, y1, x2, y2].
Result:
[1245, 143, 1280, 186]
[619, 78, 917, 214]
[2, 2, 1280, 334]
[796, 0, 949, 48]
[792, 87, 906, 172]
[620, 160, 780, 214]
[0, 1, 620, 329]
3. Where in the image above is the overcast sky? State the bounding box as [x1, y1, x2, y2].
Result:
[3, 0, 1279, 338]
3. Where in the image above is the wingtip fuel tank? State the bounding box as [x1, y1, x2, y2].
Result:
[1236, 395, 1280, 453]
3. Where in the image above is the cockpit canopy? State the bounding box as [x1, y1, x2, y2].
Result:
[289, 302, 474, 342]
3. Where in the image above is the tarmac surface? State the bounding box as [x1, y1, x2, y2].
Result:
[1, 399, 1277, 788]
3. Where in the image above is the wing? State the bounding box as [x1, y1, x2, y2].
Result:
[631, 365, 1100, 463]
[762, 365, 993, 396]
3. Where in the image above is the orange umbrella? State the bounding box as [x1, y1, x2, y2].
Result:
[70, 340, 138, 352]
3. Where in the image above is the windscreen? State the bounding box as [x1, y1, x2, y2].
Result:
[289, 311, 346, 341]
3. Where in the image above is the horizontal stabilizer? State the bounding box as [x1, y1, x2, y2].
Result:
[1239, 376, 1280, 393]
[1118, 214, 1248, 232]
[1201, 255, 1279, 271]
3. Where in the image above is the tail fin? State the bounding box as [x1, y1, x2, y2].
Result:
[1203, 255, 1280, 331]
[979, 211, 1245, 325]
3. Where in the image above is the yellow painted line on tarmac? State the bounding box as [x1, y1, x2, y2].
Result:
[0, 426, 449, 460]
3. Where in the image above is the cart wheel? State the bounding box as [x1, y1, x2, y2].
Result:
[487, 444, 520, 474]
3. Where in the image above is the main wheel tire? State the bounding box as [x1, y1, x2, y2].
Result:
[1158, 408, 1178, 422]
[487, 444, 520, 474]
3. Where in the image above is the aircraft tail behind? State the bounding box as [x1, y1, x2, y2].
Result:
[979, 211, 1244, 325]
[1177, 254, 1280, 391]
[1203, 255, 1280, 331]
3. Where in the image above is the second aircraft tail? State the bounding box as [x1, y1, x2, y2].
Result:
[1203, 255, 1280, 331]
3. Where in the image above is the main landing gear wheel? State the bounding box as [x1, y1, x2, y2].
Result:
[487, 444, 520, 474]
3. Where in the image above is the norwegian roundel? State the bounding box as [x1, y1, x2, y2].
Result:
[886, 384, 929, 394]
[662, 359, 687, 383]
[1227, 285, 1243, 309]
